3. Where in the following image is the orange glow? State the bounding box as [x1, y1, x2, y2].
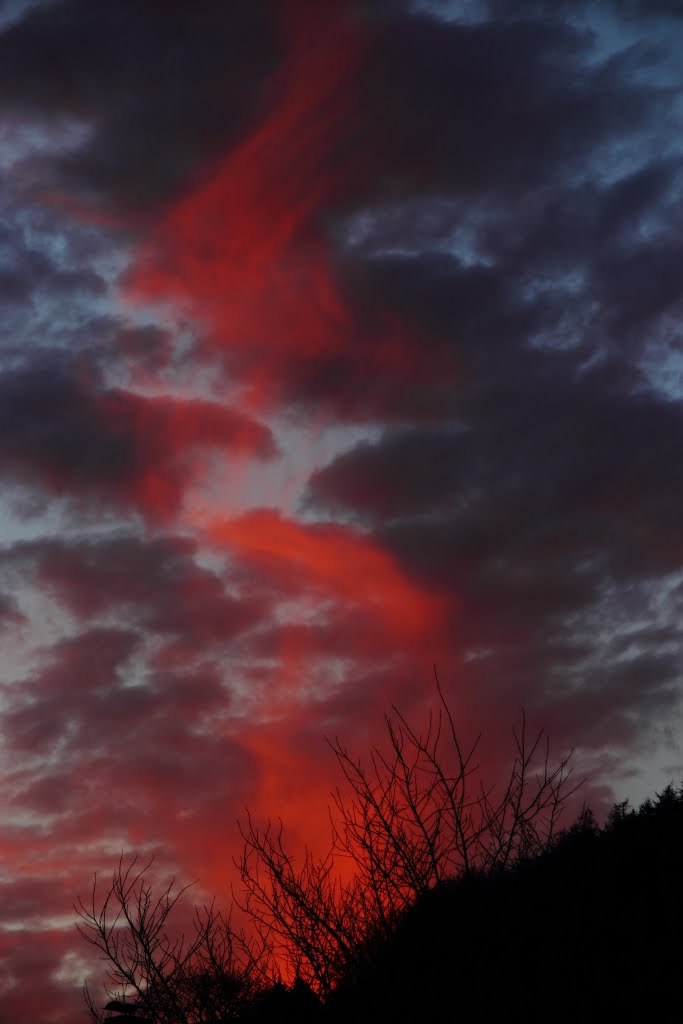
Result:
[240, 721, 334, 850]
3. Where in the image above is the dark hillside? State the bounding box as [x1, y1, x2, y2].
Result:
[324, 786, 683, 1023]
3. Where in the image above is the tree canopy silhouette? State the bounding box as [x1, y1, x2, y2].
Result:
[236, 676, 578, 995]
[83, 678, 682, 1023]
[325, 782, 683, 1023]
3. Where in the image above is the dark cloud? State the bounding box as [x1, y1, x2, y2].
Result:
[306, 340, 683, 737]
[0, 357, 277, 516]
[2, 623, 259, 835]
[283, 9, 679, 418]
[2, 625, 142, 753]
[0, 0, 663, 225]
[0, 590, 24, 625]
[342, 9, 669, 208]
[0, 928, 84, 1024]
[0, 0, 280, 214]
[0, 876, 75, 927]
[307, 427, 471, 521]
[100, 324, 175, 373]
[17, 0, 669, 425]
[487, 0, 683, 19]
[307, 345, 683, 553]
[0, 202, 108, 312]
[1, 3, 683, 1020]
[305, 147, 683, 415]
[21, 531, 269, 650]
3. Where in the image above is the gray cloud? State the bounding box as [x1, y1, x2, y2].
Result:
[1, 3, 683, 1019]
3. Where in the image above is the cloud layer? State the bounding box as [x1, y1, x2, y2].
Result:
[0, 1, 682, 1018]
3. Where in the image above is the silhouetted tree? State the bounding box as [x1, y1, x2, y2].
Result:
[237, 674, 579, 994]
[244, 977, 322, 1023]
[324, 781, 683, 1023]
[76, 855, 269, 1023]
[78, 678, 579, 1015]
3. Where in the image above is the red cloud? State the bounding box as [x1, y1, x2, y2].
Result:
[0, 359, 276, 521]
[124, 0, 423, 416]
[205, 509, 447, 639]
[98, 390, 277, 519]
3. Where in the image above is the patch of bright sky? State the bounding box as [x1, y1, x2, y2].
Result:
[51, 949, 98, 987]
[0, 497, 68, 555]
[641, 319, 683, 400]
[0, 113, 91, 174]
[185, 418, 381, 524]
[573, 4, 683, 212]
[340, 196, 492, 267]
[560, 572, 683, 677]
[409, 0, 488, 24]
[572, 2, 683, 84]
[0, 575, 76, 682]
[0, 0, 59, 33]
[0, 118, 133, 370]
[555, 569, 683, 803]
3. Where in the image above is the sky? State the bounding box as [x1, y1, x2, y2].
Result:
[0, 0, 682, 1018]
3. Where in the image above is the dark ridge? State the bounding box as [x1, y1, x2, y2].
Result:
[323, 785, 683, 1023]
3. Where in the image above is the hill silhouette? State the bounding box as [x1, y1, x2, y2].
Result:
[323, 785, 683, 1024]
[79, 692, 682, 1024]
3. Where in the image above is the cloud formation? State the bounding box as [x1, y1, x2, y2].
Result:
[0, 358, 277, 516]
[1, 1, 682, 1018]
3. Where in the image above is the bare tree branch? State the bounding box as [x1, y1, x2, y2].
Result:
[75, 854, 269, 1023]
[234, 671, 581, 995]
[78, 674, 581, 1014]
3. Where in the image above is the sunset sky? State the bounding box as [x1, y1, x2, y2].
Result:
[1, 0, 683, 1018]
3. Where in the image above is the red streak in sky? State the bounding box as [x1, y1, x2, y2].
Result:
[126, 0, 415, 412]
[206, 509, 444, 639]
[112, 0, 455, 887]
